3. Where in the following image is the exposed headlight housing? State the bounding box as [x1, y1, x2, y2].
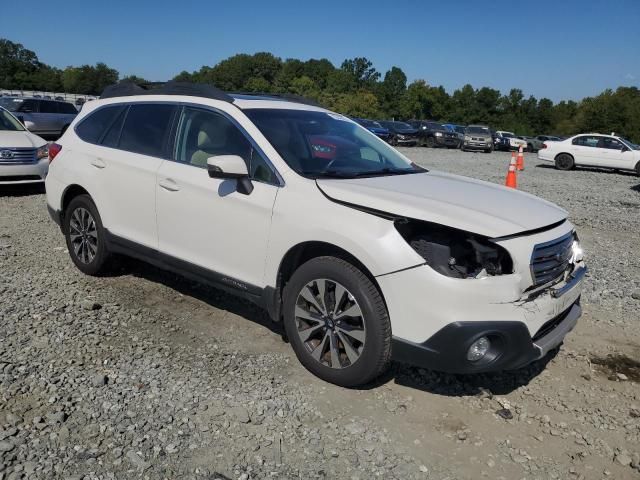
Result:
[395, 219, 513, 278]
[464, 135, 471, 141]
[571, 239, 584, 263]
[435, 132, 443, 137]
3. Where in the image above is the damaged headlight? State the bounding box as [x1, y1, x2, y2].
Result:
[395, 219, 513, 279]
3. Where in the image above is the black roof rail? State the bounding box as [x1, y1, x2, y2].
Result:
[100, 81, 234, 103]
[231, 91, 320, 107]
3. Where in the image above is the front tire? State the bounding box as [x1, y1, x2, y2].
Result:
[283, 256, 391, 387]
[64, 194, 111, 276]
[425, 137, 436, 148]
[555, 153, 575, 171]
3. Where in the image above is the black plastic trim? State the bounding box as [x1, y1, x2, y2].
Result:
[392, 321, 542, 374]
[101, 81, 235, 103]
[47, 204, 61, 226]
[104, 230, 265, 304]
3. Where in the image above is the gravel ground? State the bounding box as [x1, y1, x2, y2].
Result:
[1, 148, 639, 480]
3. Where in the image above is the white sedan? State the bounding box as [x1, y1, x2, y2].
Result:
[538, 134, 640, 174]
[0, 106, 49, 184]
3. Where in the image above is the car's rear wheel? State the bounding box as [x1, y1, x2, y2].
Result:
[555, 153, 575, 171]
[64, 194, 111, 275]
[527, 143, 535, 153]
[283, 256, 391, 387]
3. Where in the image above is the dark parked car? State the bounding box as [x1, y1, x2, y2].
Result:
[492, 132, 511, 151]
[353, 118, 391, 142]
[0, 97, 77, 138]
[378, 121, 420, 146]
[408, 120, 460, 148]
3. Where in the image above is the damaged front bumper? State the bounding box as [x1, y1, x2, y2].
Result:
[378, 243, 586, 374]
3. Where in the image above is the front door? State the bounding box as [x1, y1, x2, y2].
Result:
[156, 106, 280, 289]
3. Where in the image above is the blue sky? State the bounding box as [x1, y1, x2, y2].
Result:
[4, 0, 639, 102]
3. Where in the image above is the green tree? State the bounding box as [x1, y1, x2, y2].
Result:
[379, 67, 407, 119]
[340, 57, 380, 88]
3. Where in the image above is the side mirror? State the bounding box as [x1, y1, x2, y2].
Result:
[621, 145, 630, 152]
[206, 155, 253, 195]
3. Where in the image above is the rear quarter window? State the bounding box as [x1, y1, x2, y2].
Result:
[75, 105, 127, 144]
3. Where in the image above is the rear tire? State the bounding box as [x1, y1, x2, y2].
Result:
[64, 194, 111, 276]
[635, 162, 640, 176]
[555, 153, 575, 171]
[527, 143, 535, 153]
[283, 256, 391, 387]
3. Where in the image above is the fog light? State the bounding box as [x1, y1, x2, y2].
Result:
[467, 336, 490, 362]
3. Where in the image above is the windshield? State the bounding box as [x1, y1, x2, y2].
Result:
[245, 109, 424, 179]
[621, 138, 640, 150]
[0, 108, 25, 131]
[500, 132, 515, 138]
[454, 126, 465, 134]
[465, 126, 490, 135]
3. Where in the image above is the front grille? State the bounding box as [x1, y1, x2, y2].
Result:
[530, 232, 574, 286]
[0, 148, 37, 164]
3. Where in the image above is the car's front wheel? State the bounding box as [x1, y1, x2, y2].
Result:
[555, 153, 575, 171]
[283, 256, 391, 387]
[64, 194, 111, 275]
[425, 137, 436, 148]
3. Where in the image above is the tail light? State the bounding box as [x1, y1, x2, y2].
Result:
[48, 143, 62, 162]
[540, 143, 547, 149]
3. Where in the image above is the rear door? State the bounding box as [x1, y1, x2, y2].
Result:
[74, 102, 177, 249]
[570, 135, 602, 166]
[37, 100, 60, 135]
[56, 101, 78, 131]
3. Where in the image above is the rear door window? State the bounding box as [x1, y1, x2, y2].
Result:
[39, 101, 58, 113]
[75, 105, 127, 144]
[57, 102, 78, 114]
[572, 136, 600, 147]
[119, 103, 177, 157]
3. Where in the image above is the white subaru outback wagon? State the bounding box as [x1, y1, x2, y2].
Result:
[45, 82, 586, 387]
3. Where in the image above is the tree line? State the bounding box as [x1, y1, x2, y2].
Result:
[1, 38, 638, 141]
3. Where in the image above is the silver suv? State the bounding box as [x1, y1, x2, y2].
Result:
[0, 97, 78, 138]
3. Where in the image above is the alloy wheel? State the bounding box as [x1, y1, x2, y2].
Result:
[295, 278, 366, 369]
[69, 207, 98, 264]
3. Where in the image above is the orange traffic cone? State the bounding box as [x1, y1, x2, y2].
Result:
[516, 145, 525, 171]
[505, 153, 517, 189]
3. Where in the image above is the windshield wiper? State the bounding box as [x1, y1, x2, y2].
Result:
[300, 170, 357, 179]
[351, 168, 421, 178]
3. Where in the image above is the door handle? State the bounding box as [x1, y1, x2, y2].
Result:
[159, 178, 180, 192]
[90, 158, 106, 169]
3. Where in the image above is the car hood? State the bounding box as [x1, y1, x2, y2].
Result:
[0, 130, 46, 148]
[316, 171, 567, 238]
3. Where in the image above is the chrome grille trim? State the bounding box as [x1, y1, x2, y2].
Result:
[530, 232, 574, 287]
[0, 148, 38, 164]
